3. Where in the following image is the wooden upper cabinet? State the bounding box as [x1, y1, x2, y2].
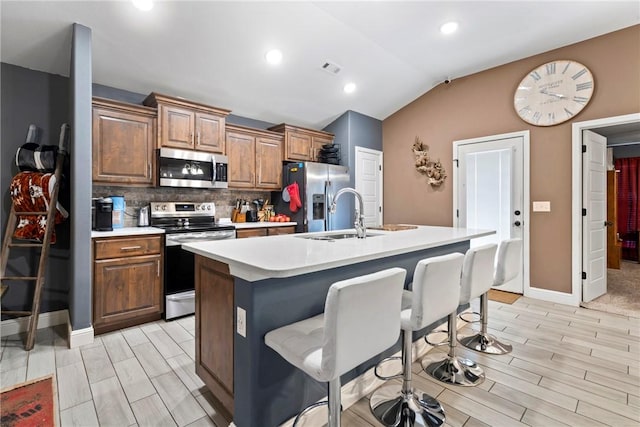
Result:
[161, 105, 195, 150]
[196, 112, 225, 153]
[227, 130, 255, 188]
[256, 136, 283, 189]
[144, 93, 230, 154]
[92, 97, 157, 186]
[268, 124, 334, 162]
[312, 134, 334, 162]
[227, 124, 283, 190]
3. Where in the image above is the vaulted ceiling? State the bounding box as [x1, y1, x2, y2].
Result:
[1, 1, 639, 128]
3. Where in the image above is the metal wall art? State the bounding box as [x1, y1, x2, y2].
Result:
[412, 136, 446, 187]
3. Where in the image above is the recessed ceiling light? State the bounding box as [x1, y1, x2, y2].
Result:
[440, 21, 458, 35]
[132, 0, 153, 11]
[343, 82, 357, 94]
[265, 49, 283, 65]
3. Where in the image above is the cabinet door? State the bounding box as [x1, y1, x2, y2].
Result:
[92, 107, 155, 186]
[93, 254, 162, 328]
[236, 228, 268, 238]
[312, 135, 334, 162]
[160, 105, 195, 149]
[285, 131, 312, 161]
[227, 131, 255, 188]
[196, 112, 225, 153]
[267, 226, 295, 236]
[256, 136, 283, 189]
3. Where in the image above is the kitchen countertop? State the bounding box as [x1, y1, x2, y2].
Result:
[91, 227, 165, 238]
[231, 222, 296, 229]
[182, 225, 493, 281]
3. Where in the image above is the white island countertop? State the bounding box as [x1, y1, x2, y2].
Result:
[182, 225, 493, 282]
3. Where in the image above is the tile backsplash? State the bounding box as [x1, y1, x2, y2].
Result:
[93, 186, 272, 228]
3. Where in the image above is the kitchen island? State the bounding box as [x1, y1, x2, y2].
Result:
[182, 225, 493, 427]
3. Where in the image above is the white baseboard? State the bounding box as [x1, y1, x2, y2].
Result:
[525, 286, 579, 307]
[67, 322, 94, 348]
[0, 309, 69, 337]
[278, 316, 458, 427]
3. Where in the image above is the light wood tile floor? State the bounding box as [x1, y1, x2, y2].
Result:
[1, 297, 638, 426]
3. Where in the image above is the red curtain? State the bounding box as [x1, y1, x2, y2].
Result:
[615, 157, 640, 259]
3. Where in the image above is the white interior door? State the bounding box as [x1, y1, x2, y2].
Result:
[455, 135, 525, 294]
[582, 130, 607, 302]
[355, 146, 383, 227]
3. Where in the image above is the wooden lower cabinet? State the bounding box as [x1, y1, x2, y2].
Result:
[235, 228, 268, 239]
[235, 226, 295, 238]
[93, 235, 163, 334]
[195, 256, 234, 419]
[267, 226, 296, 236]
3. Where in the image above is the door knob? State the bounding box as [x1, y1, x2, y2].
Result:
[514, 221, 522, 227]
[604, 221, 613, 227]
[514, 210, 521, 216]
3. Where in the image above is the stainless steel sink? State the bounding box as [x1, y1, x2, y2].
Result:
[297, 232, 381, 241]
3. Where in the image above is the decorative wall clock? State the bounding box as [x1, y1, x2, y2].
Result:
[514, 60, 594, 126]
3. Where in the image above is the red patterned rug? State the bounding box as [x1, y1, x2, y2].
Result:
[1, 375, 56, 427]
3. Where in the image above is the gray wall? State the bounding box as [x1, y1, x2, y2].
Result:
[0, 63, 71, 317]
[323, 110, 382, 187]
[612, 143, 640, 159]
[69, 23, 93, 331]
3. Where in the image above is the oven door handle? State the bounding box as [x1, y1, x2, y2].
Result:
[167, 291, 196, 301]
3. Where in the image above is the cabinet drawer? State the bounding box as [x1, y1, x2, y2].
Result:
[95, 235, 162, 259]
[267, 226, 295, 236]
[236, 228, 268, 239]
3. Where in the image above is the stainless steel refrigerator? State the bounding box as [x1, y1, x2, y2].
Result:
[273, 162, 351, 233]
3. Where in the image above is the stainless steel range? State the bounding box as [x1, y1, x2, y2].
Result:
[150, 202, 236, 320]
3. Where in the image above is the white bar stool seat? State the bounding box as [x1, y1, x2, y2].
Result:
[369, 253, 464, 427]
[458, 238, 522, 355]
[421, 243, 497, 387]
[265, 267, 407, 427]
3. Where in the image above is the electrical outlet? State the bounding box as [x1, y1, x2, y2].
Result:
[237, 307, 246, 337]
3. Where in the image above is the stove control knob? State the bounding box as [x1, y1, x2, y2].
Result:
[161, 205, 167, 211]
[206, 205, 211, 210]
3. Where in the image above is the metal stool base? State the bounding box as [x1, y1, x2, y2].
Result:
[370, 385, 445, 427]
[458, 332, 512, 355]
[421, 354, 485, 387]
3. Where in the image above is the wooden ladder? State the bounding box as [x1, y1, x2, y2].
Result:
[1, 124, 69, 350]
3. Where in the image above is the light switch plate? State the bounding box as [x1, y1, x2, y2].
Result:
[237, 307, 246, 337]
[533, 201, 551, 212]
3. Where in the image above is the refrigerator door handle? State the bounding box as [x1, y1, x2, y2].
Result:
[325, 180, 331, 232]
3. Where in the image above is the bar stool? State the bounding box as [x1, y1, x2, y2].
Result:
[421, 243, 497, 387]
[369, 253, 465, 427]
[265, 268, 407, 427]
[458, 238, 522, 355]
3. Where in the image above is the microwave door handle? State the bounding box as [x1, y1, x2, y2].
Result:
[211, 155, 216, 183]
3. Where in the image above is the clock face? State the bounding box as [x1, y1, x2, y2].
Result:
[514, 60, 594, 126]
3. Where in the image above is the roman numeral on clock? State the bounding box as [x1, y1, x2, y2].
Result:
[532, 111, 541, 123]
[564, 108, 574, 117]
[576, 81, 593, 91]
[572, 68, 587, 80]
[573, 96, 589, 104]
[548, 112, 555, 122]
[530, 71, 541, 81]
[546, 62, 556, 75]
[518, 106, 531, 115]
[562, 62, 571, 74]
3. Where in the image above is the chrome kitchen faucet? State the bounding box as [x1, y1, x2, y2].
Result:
[330, 187, 367, 238]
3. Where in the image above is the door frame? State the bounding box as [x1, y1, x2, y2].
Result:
[452, 130, 531, 295]
[355, 146, 383, 226]
[571, 113, 640, 306]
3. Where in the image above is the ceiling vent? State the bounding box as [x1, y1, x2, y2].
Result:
[321, 61, 342, 75]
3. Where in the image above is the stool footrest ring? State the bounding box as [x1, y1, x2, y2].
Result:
[293, 400, 341, 427]
[424, 329, 449, 347]
[374, 356, 403, 381]
[458, 311, 481, 323]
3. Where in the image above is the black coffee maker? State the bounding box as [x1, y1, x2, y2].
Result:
[93, 197, 113, 231]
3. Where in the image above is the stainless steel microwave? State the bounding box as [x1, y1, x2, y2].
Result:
[158, 148, 228, 189]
